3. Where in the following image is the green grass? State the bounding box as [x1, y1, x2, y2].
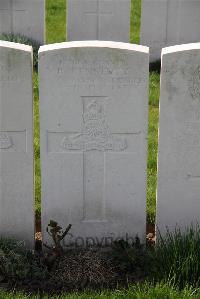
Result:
[154, 226, 200, 288]
[46, 0, 66, 43]
[147, 72, 160, 223]
[130, 0, 141, 44]
[0, 283, 200, 299]
[33, 0, 160, 224]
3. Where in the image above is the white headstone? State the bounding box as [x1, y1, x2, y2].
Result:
[157, 43, 200, 235]
[0, 41, 34, 247]
[0, 0, 45, 44]
[140, 0, 200, 62]
[39, 41, 149, 247]
[67, 0, 130, 42]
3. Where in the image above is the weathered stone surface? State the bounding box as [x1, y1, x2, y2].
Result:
[67, 0, 130, 42]
[140, 0, 200, 62]
[39, 41, 149, 246]
[0, 41, 34, 247]
[157, 43, 200, 235]
[0, 0, 45, 44]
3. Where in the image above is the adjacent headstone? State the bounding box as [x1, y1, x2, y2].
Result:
[0, 41, 34, 247]
[0, 0, 45, 44]
[67, 0, 131, 42]
[140, 0, 200, 62]
[157, 43, 200, 236]
[39, 41, 149, 247]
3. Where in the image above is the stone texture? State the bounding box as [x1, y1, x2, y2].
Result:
[0, 0, 45, 44]
[157, 43, 200, 236]
[0, 41, 34, 247]
[39, 41, 149, 246]
[140, 0, 200, 62]
[67, 0, 130, 42]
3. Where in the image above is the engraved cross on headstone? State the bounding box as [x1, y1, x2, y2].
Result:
[0, 0, 27, 33]
[84, 0, 113, 39]
[56, 96, 140, 222]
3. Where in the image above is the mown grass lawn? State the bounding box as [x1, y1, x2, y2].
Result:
[34, 0, 160, 224]
[1, 283, 200, 299]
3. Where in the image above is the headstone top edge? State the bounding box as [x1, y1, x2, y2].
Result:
[0, 40, 32, 53]
[39, 41, 149, 55]
[162, 43, 200, 57]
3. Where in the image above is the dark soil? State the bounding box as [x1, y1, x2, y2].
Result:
[4, 248, 147, 295]
[0, 221, 155, 295]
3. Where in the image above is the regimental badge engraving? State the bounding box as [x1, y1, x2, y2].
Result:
[61, 99, 127, 152]
[0, 133, 13, 149]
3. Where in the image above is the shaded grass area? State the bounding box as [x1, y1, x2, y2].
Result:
[33, 73, 41, 219]
[34, 0, 160, 224]
[147, 72, 160, 223]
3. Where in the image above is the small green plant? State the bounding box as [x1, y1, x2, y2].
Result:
[0, 237, 47, 286]
[0, 34, 40, 69]
[154, 225, 200, 288]
[112, 237, 153, 276]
